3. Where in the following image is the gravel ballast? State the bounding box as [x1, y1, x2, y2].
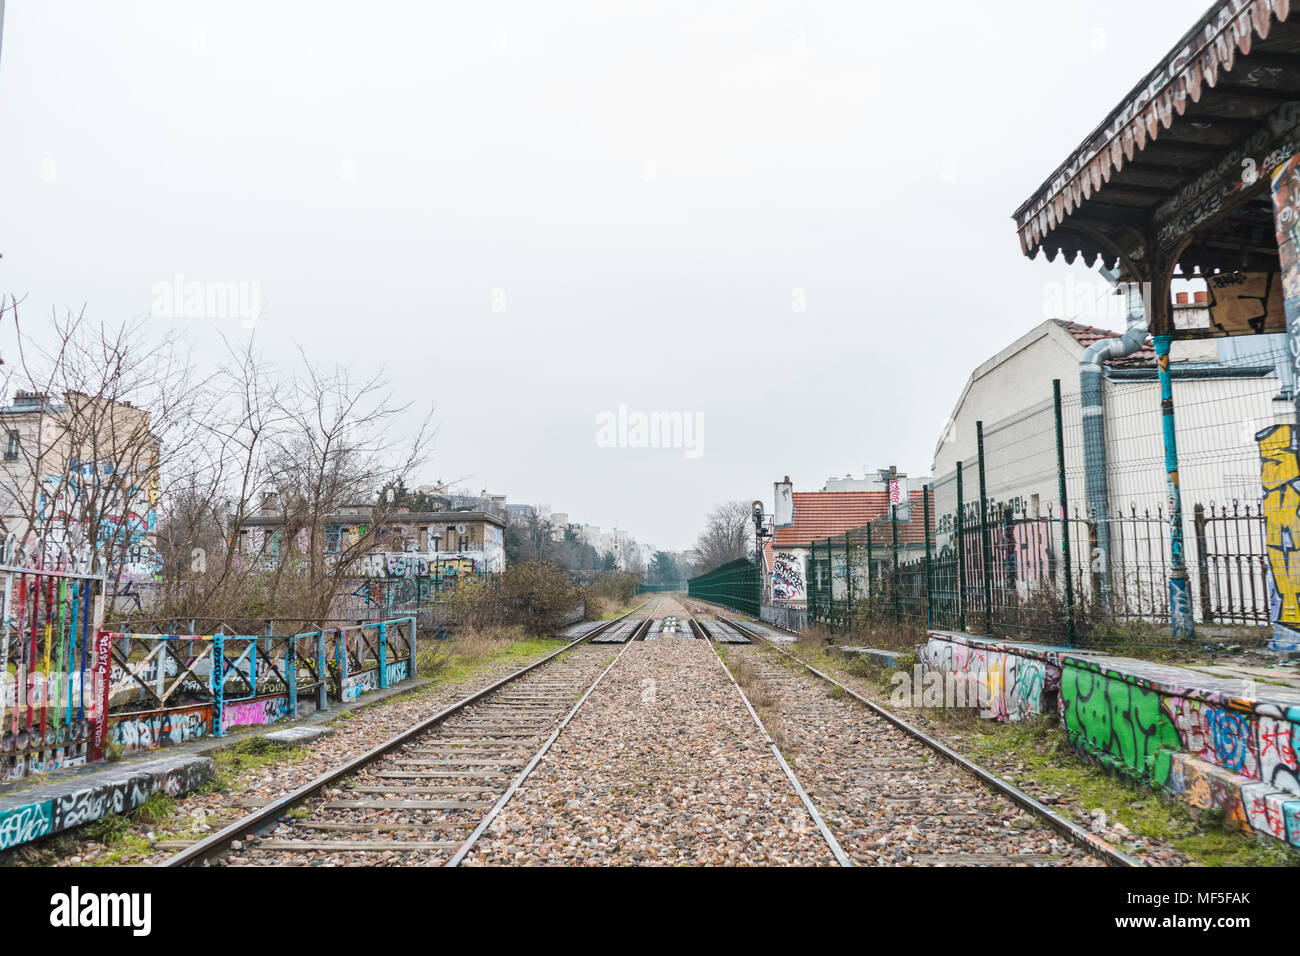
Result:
[464, 632, 836, 866]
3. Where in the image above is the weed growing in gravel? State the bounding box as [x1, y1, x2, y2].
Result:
[213, 737, 307, 781]
[721, 650, 796, 756]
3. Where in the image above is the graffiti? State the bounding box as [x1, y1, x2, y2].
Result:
[50, 779, 141, 830]
[0, 800, 52, 850]
[342, 668, 379, 700]
[1257, 424, 1300, 650]
[109, 654, 181, 703]
[349, 551, 493, 605]
[108, 706, 210, 753]
[1059, 662, 1182, 786]
[1258, 709, 1300, 795]
[92, 630, 111, 761]
[37, 458, 161, 584]
[1201, 271, 1286, 338]
[220, 696, 288, 732]
[47, 758, 212, 831]
[384, 659, 409, 685]
[771, 551, 805, 602]
[923, 628, 1300, 849]
[5, 749, 88, 781]
[0, 756, 213, 852]
[1169, 753, 1251, 831]
[922, 636, 1055, 722]
[1163, 696, 1259, 778]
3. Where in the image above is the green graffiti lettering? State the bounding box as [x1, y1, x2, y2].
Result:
[1059, 663, 1181, 786]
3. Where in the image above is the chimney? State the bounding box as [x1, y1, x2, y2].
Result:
[1193, 290, 1208, 304]
[1175, 291, 1189, 304]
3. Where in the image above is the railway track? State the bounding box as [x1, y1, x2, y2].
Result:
[160, 602, 657, 867]
[459, 593, 844, 865]
[686, 610, 850, 866]
[159, 593, 1132, 868]
[684, 602, 1138, 867]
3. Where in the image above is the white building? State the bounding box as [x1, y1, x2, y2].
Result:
[931, 296, 1289, 623]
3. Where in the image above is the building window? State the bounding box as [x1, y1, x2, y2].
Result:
[4, 431, 18, 461]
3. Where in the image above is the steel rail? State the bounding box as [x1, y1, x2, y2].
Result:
[719, 615, 1144, 868]
[159, 600, 652, 867]
[690, 613, 852, 867]
[446, 602, 658, 866]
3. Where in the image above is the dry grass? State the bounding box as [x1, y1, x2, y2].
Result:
[417, 624, 530, 679]
[725, 651, 797, 757]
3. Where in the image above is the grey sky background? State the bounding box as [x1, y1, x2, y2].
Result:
[0, 1, 1212, 551]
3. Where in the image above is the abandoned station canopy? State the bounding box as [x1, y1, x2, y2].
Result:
[1014, 0, 1300, 327]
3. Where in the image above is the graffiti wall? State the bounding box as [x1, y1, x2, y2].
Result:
[0, 754, 212, 852]
[220, 695, 288, 733]
[1058, 660, 1183, 787]
[347, 551, 496, 607]
[1258, 424, 1300, 651]
[341, 668, 379, 700]
[107, 705, 212, 753]
[921, 634, 1056, 721]
[771, 550, 806, 603]
[925, 629, 1300, 849]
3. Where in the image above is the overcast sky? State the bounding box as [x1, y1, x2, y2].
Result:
[0, 0, 1213, 550]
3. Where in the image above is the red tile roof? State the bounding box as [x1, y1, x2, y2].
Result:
[1054, 319, 1155, 368]
[771, 490, 931, 547]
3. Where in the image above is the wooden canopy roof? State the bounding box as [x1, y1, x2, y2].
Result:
[1014, 0, 1300, 279]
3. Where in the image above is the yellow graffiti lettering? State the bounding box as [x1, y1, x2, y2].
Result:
[1259, 425, 1300, 625]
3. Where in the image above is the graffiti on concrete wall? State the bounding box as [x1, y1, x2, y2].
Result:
[108, 706, 211, 753]
[385, 659, 409, 685]
[1058, 661, 1182, 787]
[342, 668, 379, 700]
[219, 695, 288, 733]
[350, 552, 493, 606]
[1163, 695, 1259, 779]
[921, 636, 1055, 721]
[924, 629, 1300, 849]
[0, 800, 53, 850]
[771, 551, 806, 603]
[3, 749, 88, 782]
[1257, 424, 1300, 651]
[0, 754, 213, 851]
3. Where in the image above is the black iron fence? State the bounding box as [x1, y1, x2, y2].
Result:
[800, 378, 1273, 648]
[806, 497, 1268, 646]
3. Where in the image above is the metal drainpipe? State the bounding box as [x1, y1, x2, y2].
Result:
[1079, 274, 1148, 611]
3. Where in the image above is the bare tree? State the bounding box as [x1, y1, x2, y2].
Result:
[0, 302, 437, 627]
[260, 348, 434, 621]
[153, 337, 434, 625]
[692, 500, 753, 574]
[0, 302, 208, 612]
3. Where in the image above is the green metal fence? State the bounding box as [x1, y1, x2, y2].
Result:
[688, 558, 760, 617]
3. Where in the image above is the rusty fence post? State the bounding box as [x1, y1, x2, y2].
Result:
[1194, 503, 1213, 623]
